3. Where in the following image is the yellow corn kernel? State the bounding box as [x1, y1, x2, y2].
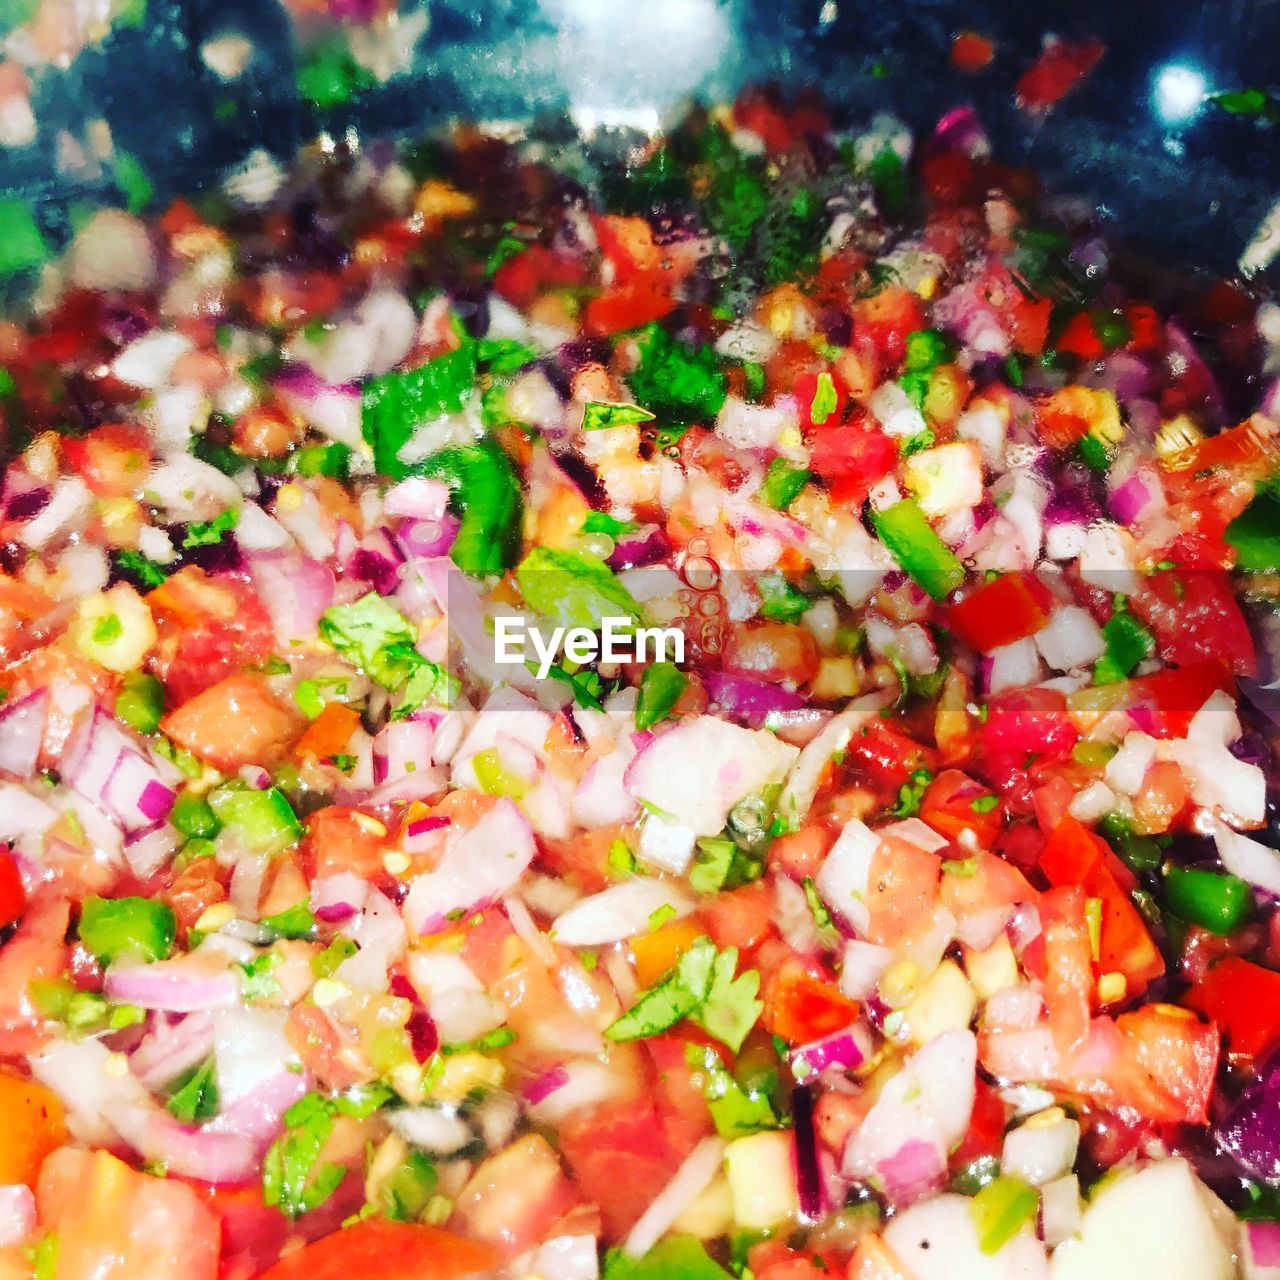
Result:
[311, 978, 349, 1007]
[103, 1052, 129, 1079]
[383, 851, 410, 876]
[916, 275, 938, 300]
[1025, 1106, 1068, 1130]
[415, 180, 477, 220]
[879, 959, 921, 1008]
[97, 497, 143, 542]
[195, 902, 236, 933]
[1097, 972, 1127, 1005]
[353, 813, 388, 838]
[276, 482, 305, 514]
[777, 425, 803, 450]
[811, 656, 861, 700]
[1155, 414, 1205, 468]
[427, 1051, 505, 1104]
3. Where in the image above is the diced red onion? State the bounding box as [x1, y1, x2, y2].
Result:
[403, 798, 536, 933]
[404, 813, 450, 853]
[877, 1138, 945, 1204]
[1109, 469, 1160, 525]
[123, 823, 182, 879]
[238, 765, 272, 790]
[791, 1085, 823, 1221]
[312, 872, 369, 922]
[129, 1011, 216, 1089]
[104, 752, 176, 832]
[248, 555, 336, 645]
[524, 1065, 570, 1105]
[384, 476, 450, 521]
[105, 958, 239, 1011]
[372, 719, 435, 786]
[0, 690, 48, 778]
[1215, 824, 1280, 897]
[839, 939, 892, 999]
[703, 671, 805, 728]
[398, 515, 460, 558]
[790, 1028, 867, 1078]
[608, 523, 671, 571]
[1248, 1221, 1280, 1269]
[5, 486, 50, 521]
[1008, 903, 1042, 954]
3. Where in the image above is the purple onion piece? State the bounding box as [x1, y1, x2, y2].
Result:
[791, 1084, 823, 1221]
[6, 488, 49, 521]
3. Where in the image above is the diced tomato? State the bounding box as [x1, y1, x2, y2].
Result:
[845, 721, 937, 788]
[631, 919, 705, 988]
[723, 621, 820, 685]
[768, 822, 833, 882]
[454, 1134, 581, 1258]
[163, 858, 227, 935]
[748, 1242, 832, 1280]
[255, 1219, 497, 1280]
[1035, 385, 1107, 449]
[303, 806, 386, 881]
[0, 1071, 66, 1188]
[1127, 568, 1256, 678]
[950, 1078, 1008, 1168]
[1039, 816, 1163, 995]
[939, 851, 1038, 927]
[853, 286, 925, 365]
[538, 825, 628, 894]
[947, 571, 1053, 653]
[293, 702, 360, 762]
[1015, 38, 1106, 111]
[0, 577, 58, 665]
[1114, 1004, 1219, 1125]
[492, 246, 586, 310]
[697, 880, 774, 955]
[1183, 955, 1280, 1063]
[920, 770, 1004, 848]
[1124, 303, 1163, 353]
[160, 674, 300, 771]
[0, 893, 68, 1054]
[950, 30, 996, 73]
[645, 1035, 717, 1143]
[584, 284, 675, 337]
[733, 87, 830, 154]
[1041, 886, 1094, 1056]
[559, 1100, 691, 1239]
[807, 420, 898, 506]
[979, 688, 1078, 776]
[863, 835, 940, 946]
[768, 966, 859, 1044]
[0, 848, 23, 930]
[61, 424, 152, 498]
[148, 568, 276, 703]
[1054, 311, 1107, 361]
[1126, 660, 1234, 739]
[849, 1234, 913, 1280]
[37, 1147, 220, 1280]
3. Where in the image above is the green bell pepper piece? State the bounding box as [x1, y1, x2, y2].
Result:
[79, 896, 176, 965]
[207, 785, 302, 856]
[1225, 488, 1280, 572]
[871, 499, 966, 601]
[114, 673, 165, 735]
[419, 438, 523, 575]
[1164, 864, 1252, 935]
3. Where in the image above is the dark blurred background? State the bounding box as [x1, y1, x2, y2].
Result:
[0, 0, 1277, 275]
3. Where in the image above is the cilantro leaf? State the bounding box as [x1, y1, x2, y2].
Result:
[239, 952, 282, 1001]
[760, 457, 810, 511]
[319, 595, 450, 711]
[263, 1092, 347, 1219]
[582, 402, 656, 431]
[262, 900, 316, 941]
[603, 1236, 733, 1280]
[757, 572, 811, 623]
[516, 547, 641, 633]
[361, 342, 477, 480]
[167, 1058, 219, 1123]
[686, 1043, 781, 1139]
[628, 324, 727, 425]
[688, 836, 763, 896]
[606, 936, 762, 1053]
[635, 662, 687, 730]
[112, 547, 169, 589]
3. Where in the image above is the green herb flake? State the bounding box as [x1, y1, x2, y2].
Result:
[636, 661, 688, 731]
[167, 1058, 219, 1124]
[583, 401, 657, 431]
